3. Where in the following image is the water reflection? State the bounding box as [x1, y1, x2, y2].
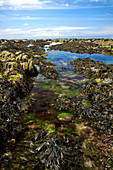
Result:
[46, 51, 113, 70]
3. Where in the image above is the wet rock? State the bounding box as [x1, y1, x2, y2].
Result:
[6, 130, 85, 169]
[69, 58, 113, 134]
[50, 39, 113, 56]
[0, 39, 58, 160]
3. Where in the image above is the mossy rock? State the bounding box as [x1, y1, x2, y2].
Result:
[29, 61, 34, 71]
[8, 73, 23, 83]
[41, 53, 48, 57]
[57, 112, 73, 121]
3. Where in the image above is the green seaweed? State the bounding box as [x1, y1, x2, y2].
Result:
[95, 78, 101, 83]
[40, 84, 52, 89]
[22, 112, 35, 122]
[44, 126, 55, 132]
[69, 90, 80, 97]
[39, 120, 46, 126]
[65, 127, 74, 135]
[41, 53, 48, 57]
[11, 57, 16, 61]
[3, 73, 8, 77]
[8, 73, 23, 83]
[82, 102, 87, 106]
[52, 87, 63, 93]
[57, 112, 73, 120]
[46, 60, 51, 62]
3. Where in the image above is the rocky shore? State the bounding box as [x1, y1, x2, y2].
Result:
[0, 39, 58, 160]
[50, 38, 113, 56]
[0, 39, 113, 169]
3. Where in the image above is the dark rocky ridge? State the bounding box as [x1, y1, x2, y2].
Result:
[50, 38, 113, 56]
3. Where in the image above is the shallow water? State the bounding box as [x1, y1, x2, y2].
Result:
[35, 44, 113, 97]
[47, 50, 113, 68]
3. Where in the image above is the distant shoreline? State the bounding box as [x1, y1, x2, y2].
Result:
[0, 37, 113, 40]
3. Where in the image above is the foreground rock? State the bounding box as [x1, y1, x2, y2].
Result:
[0, 39, 58, 159]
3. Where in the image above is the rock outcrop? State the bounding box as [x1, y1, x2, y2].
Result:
[0, 39, 58, 157]
[50, 39, 113, 55]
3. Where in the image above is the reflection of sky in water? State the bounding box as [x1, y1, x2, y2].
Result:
[47, 51, 113, 69]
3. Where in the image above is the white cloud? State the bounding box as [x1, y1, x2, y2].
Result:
[74, 0, 82, 3]
[65, 4, 69, 7]
[28, 26, 92, 32]
[0, 26, 93, 38]
[89, 0, 100, 2]
[32, 32, 64, 37]
[51, 26, 92, 30]
[83, 30, 113, 36]
[12, 16, 47, 20]
[0, 0, 4, 6]
[24, 23, 29, 26]
[0, 26, 113, 39]
[0, 0, 52, 9]
[2, 0, 51, 6]
[76, 26, 113, 36]
[1, 0, 112, 9]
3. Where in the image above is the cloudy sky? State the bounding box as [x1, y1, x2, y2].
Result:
[0, 0, 113, 39]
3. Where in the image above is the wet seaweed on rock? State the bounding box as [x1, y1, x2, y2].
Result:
[50, 39, 113, 56]
[7, 130, 85, 170]
[69, 57, 113, 134]
[0, 39, 113, 169]
[0, 39, 58, 166]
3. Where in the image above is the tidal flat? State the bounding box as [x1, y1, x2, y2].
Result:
[0, 38, 113, 169]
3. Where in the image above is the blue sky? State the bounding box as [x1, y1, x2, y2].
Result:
[0, 0, 113, 39]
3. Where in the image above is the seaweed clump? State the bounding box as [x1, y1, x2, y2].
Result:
[6, 129, 84, 170]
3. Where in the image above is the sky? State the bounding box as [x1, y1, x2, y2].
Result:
[0, 0, 113, 39]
